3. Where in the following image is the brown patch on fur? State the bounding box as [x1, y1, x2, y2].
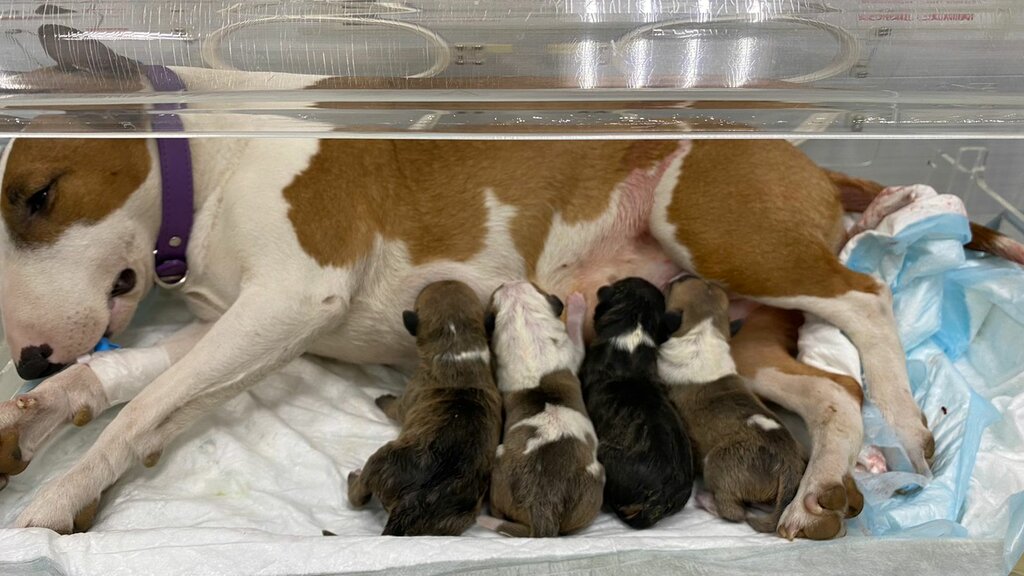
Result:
[732, 306, 864, 407]
[282, 140, 676, 271]
[1, 135, 150, 246]
[665, 276, 731, 337]
[666, 140, 878, 298]
[347, 281, 501, 536]
[490, 370, 603, 537]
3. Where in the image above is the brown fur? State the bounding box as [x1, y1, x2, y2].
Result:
[663, 278, 805, 533]
[666, 140, 880, 299]
[489, 370, 603, 537]
[282, 140, 676, 271]
[1, 136, 150, 246]
[347, 281, 501, 536]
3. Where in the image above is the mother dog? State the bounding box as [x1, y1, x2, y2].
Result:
[0, 26, 1013, 536]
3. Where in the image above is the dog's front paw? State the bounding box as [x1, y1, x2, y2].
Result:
[0, 365, 104, 484]
[16, 489, 101, 534]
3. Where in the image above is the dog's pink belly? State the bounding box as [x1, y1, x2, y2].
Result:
[541, 233, 681, 340]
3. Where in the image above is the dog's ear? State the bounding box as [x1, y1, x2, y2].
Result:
[662, 311, 683, 337]
[484, 312, 496, 338]
[402, 310, 419, 336]
[546, 294, 564, 318]
[597, 285, 613, 303]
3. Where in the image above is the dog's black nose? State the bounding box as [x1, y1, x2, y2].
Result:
[16, 345, 66, 380]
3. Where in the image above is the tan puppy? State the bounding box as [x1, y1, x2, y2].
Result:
[482, 282, 603, 537]
[659, 277, 804, 534]
[347, 280, 502, 536]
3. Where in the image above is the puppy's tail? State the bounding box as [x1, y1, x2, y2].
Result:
[828, 169, 1024, 265]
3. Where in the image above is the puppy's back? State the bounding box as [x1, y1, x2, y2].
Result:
[585, 372, 694, 529]
[380, 386, 502, 536]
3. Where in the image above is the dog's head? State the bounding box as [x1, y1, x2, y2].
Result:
[1, 26, 160, 378]
[592, 277, 680, 346]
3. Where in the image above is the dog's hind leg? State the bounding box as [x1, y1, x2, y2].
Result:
[0, 322, 209, 487]
[14, 287, 345, 533]
[733, 307, 865, 540]
[650, 140, 931, 475]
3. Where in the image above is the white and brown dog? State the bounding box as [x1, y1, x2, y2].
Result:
[0, 25, 1021, 534]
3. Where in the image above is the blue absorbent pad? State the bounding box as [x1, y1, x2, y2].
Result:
[842, 196, 1024, 571]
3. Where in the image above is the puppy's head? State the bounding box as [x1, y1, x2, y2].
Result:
[403, 280, 488, 355]
[592, 277, 679, 346]
[487, 281, 582, 381]
[665, 276, 731, 340]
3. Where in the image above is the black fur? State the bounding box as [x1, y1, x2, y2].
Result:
[579, 278, 695, 528]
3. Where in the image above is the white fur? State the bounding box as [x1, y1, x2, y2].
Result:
[510, 403, 598, 464]
[611, 324, 656, 353]
[760, 289, 932, 474]
[648, 145, 695, 272]
[489, 282, 583, 393]
[439, 347, 489, 364]
[658, 318, 737, 385]
[747, 414, 782, 431]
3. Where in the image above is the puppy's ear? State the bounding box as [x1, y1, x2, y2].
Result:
[546, 294, 565, 317]
[484, 312, 496, 338]
[663, 311, 683, 336]
[402, 310, 419, 336]
[597, 285, 613, 303]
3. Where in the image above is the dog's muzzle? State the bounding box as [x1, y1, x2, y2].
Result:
[16, 344, 67, 380]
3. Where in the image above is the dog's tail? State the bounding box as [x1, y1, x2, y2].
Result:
[828, 169, 1024, 265]
[476, 502, 561, 538]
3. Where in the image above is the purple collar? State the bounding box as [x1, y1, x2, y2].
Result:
[143, 65, 194, 289]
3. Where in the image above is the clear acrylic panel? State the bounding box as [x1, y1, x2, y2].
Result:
[0, 0, 1021, 138]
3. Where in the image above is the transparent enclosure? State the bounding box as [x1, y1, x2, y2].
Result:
[0, 0, 1021, 138]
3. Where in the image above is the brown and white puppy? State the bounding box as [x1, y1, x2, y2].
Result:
[482, 282, 603, 537]
[347, 280, 501, 536]
[732, 306, 865, 540]
[659, 276, 804, 534]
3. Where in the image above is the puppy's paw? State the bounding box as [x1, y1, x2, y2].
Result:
[856, 445, 889, 475]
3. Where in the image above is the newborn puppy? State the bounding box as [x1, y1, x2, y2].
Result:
[579, 277, 694, 529]
[659, 276, 805, 534]
[483, 282, 603, 537]
[347, 280, 502, 536]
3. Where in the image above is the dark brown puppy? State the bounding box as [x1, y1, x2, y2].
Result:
[483, 282, 603, 537]
[347, 280, 502, 536]
[658, 276, 805, 534]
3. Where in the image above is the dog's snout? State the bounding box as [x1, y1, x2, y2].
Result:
[16, 344, 66, 380]
[111, 269, 136, 298]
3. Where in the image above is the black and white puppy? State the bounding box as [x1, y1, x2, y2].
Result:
[579, 277, 694, 529]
